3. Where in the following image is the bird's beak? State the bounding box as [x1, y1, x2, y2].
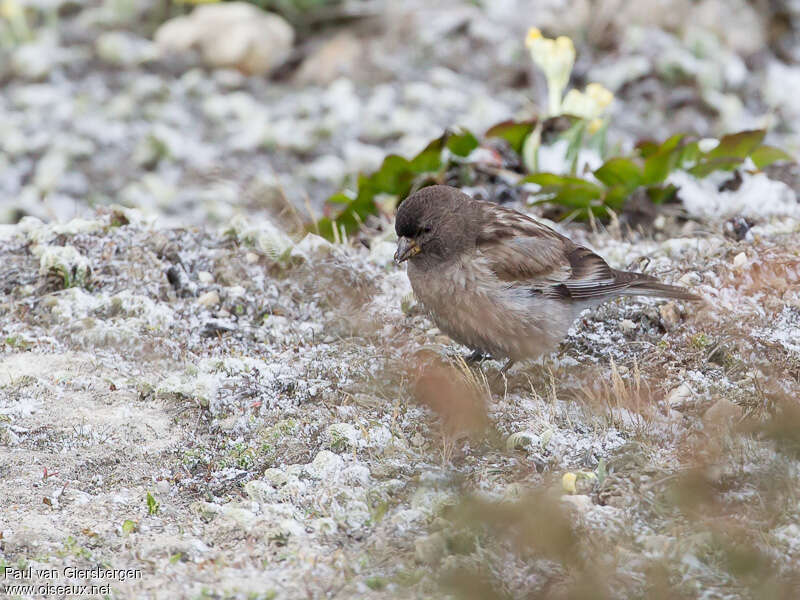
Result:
[394, 237, 421, 264]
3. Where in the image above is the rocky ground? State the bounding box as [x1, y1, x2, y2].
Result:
[2, 1, 800, 599]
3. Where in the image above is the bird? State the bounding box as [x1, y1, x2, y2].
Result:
[394, 185, 701, 373]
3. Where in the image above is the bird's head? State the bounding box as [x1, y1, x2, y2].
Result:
[394, 185, 477, 265]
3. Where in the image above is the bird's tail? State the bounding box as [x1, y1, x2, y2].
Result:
[618, 272, 702, 302]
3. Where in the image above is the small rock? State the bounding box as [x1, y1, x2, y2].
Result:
[703, 398, 743, 429]
[198, 271, 214, 284]
[96, 31, 158, 67]
[295, 32, 363, 86]
[667, 382, 693, 407]
[306, 450, 342, 479]
[659, 302, 681, 329]
[11, 40, 58, 80]
[154, 2, 294, 76]
[197, 291, 220, 308]
[732, 251, 748, 268]
[619, 319, 637, 333]
[414, 532, 447, 565]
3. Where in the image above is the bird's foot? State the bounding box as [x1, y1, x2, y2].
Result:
[487, 359, 516, 393]
[464, 349, 489, 364]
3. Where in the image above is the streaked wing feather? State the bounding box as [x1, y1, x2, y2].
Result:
[475, 203, 638, 300]
[558, 246, 638, 299]
[475, 205, 572, 288]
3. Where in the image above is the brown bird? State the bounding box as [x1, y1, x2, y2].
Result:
[394, 185, 700, 373]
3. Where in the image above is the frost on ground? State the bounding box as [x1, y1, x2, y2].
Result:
[2, 0, 800, 597]
[1, 173, 799, 598]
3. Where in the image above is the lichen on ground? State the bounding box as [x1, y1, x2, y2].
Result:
[2, 1, 800, 598]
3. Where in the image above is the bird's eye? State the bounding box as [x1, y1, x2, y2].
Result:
[420, 225, 432, 234]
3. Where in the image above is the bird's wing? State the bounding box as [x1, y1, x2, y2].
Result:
[475, 203, 638, 300]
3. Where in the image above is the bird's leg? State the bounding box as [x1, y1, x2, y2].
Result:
[465, 349, 488, 364]
[499, 359, 515, 375]
[490, 359, 516, 390]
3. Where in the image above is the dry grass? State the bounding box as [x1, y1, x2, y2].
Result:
[575, 359, 658, 439]
[411, 351, 491, 463]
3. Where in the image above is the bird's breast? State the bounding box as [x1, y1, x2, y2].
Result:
[407, 259, 573, 361]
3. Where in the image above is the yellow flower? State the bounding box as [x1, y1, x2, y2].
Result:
[525, 27, 543, 47]
[0, 0, 21, 18]
[525, 28, 576, 116]
[561, 472, 577, 494]
[586, 82, 613, 111]
[560, 82, 614, 121]
[587, 118, 604, 135]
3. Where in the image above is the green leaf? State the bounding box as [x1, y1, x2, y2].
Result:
[327, 192, 353, 205]
[521, 173, 598, 189]
[658, 134, 686, 154]
[122, 519, 136, 534]
[636, 140, 660, 159]
[676, 141, 701, 169]
[365, 577, 388, 591]
[316, 188, 378, 241]
[563, 121, 587, 176]
[315, 132, 447, 241]
[523, 173, 604, 210]
[446, 130, 479, 157]
[602, 185, 632, 211]
[643, 152, 677, 185]
[409, 135, 445, 172]
[595, 458, 607, 486]
[146, 492, 159, 516]
[314, 217, 337, 240]
[646, 184, 679, 204]
[485, 119, 538, 154]
[371, 155, 413, 195]
[637, 134, 686, 185]
[688, 157, 742, 178]
[750, 145, 794, 169]
[707, 129, 766, 160]
[594, 158, 642, 188]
